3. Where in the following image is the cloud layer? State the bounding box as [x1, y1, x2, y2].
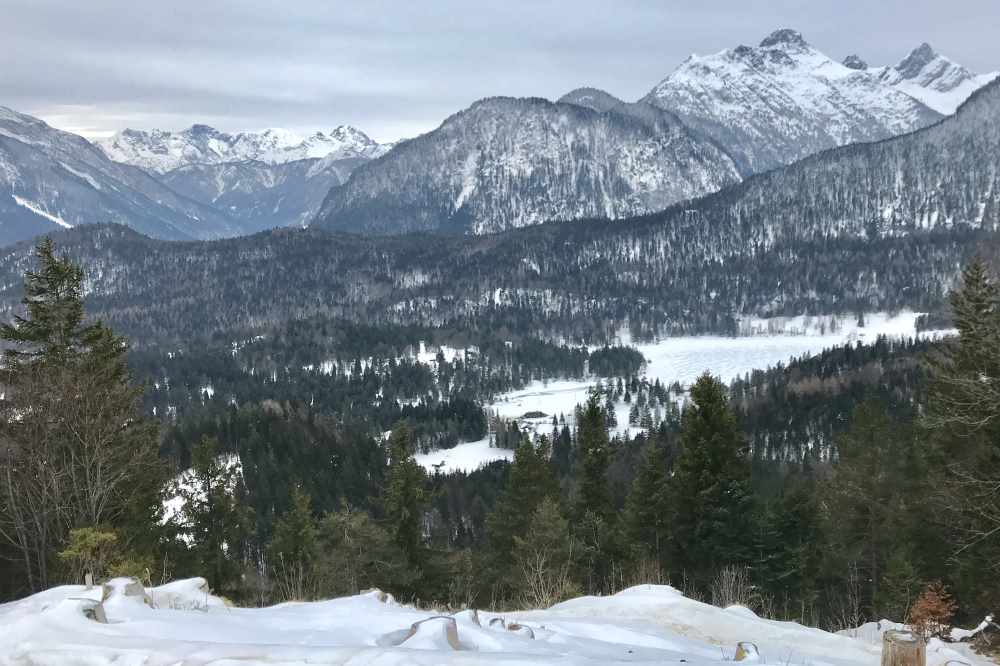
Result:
[5, 0, 998, 141]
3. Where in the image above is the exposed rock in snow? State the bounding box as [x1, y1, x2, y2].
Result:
[870, 42, 999, 115]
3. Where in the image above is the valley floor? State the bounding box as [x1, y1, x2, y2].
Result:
[417, 312, 950, 473]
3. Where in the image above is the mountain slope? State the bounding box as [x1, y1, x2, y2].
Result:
[314, 96, 742, 235]
[160, 156, 363, 232]
[643, 28, 943, 173]
[871, 43, 998, 115]
[0, 107, 240, 246]
[2, 80, 996, 343]
[97, 124, 389, 174]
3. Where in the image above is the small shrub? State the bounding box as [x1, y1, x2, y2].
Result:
[909, 581, 957, 640]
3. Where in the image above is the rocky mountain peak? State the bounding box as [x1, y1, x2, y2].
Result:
[897, 43, 939, 78]
[759, 28, 809, 50]
[842, 54, 869, 70]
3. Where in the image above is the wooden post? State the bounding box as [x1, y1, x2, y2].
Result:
[84, 572, 94, 589]
[882, 630, 926, 666]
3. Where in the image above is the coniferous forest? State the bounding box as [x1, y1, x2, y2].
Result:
[2, 238, 999, 636]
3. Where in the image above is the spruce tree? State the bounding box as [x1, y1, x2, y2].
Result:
[924, 259, 1000, 613]
[270, 487, 318, 600]
[0, 238, 163, 591]
[623, 439, 671, 566]
[667, 373, 753, 589]
[574, 394, 612, 521]
[381, 426, 427, 577]
[178, 436, 250, 596]
[485, 437, 559, 568]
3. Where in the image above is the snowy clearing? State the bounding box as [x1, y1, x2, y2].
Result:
[414, 437, 514, 474]
[1, 578, 991, 666]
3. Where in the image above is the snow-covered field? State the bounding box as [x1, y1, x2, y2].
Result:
[414, 437, 514, 474]
[1, 577, 990, 666]
[499, 312, 948, 420]
[426, 312, 950, 473]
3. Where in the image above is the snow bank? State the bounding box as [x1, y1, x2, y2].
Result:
[5, 579, 994, 666]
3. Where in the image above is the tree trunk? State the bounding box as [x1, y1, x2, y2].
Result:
[882, 630, 926, 666]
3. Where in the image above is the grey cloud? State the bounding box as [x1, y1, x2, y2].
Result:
[3, 0, 998, 141]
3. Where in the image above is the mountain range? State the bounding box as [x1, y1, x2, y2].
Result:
[3, 76, 996, 344]
[313, 30, 996, 236]
[96, 124, 391, 174]
[1, 28, 996, 246]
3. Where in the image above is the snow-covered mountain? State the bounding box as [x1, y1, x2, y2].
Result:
[97, 124, 390, 173]
[642, 28, 944, 173]
[160, 155, 363, 233]
[315, 96, 743, 235]
[869, 43, 998, 115]
[0, 106, 240, 246]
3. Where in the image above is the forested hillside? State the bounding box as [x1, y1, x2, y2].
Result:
[1, 80, 996, 345]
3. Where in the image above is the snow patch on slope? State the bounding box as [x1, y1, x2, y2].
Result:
[11, 195, 73, 228]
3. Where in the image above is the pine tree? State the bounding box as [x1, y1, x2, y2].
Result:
[574, 394, 612, 522]
[623, 439, 671, 565]
[924, 259, 1000, 613]
[667, 373, 753, 589]
[382, 426, 427, 576]
[270, 487, 318, 600]
[486, 438, 559, 563]
[512, 497, 580, 607]
[0, 238, 163, 592]
[178, 436, 251, 596]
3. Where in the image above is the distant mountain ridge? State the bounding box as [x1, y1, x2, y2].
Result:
[314, 28, 995, 237]
[0, 106, 240, 246]
[314, 95, 743, 235]
[96, 124, 390, 174]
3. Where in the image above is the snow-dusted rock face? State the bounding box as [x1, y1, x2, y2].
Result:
[315, 96, 743, 235]
[870, 43, 999, 115]
[160, 156, 364, 232]
[642, 28, 944, 173]
[0, 106, 240, 246]
[97, 124, 389, 174]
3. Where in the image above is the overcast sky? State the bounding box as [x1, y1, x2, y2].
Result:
[4, 0, 999, 142]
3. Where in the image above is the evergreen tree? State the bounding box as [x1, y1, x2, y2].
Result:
[270, 487, 319, 600]
[0, 238, 163, 592]
[177, 436, 250, 596]
[925, 259, 1000, 613]
[512, 497, 580, 607]
[381, 426, 427, 579]
[667, 373, 753, 589]
[574, 394, 612, 522]
[623, 439, 671, 567]
[315, 507, 415, 598]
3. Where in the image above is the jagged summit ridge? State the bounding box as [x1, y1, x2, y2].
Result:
[642, 28, 942, 173]
[759, 28, 809, 49]
[872, 43, 998, 114]
[97, 124, 390, 173]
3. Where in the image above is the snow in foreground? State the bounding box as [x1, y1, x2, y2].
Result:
[1, 578, 992, 666]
